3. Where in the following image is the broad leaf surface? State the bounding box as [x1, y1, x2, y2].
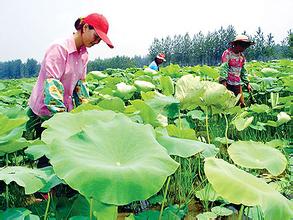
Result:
[0, 166, 47, 194]
[48, 113, 179, 205]
[204, 158, 293, 220]
[228, 141, 287, 176]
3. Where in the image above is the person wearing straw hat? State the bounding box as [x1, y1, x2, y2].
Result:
[219, 35, 254, 107]
[148, 53, 166, 71]
[25, 13, 114, 168]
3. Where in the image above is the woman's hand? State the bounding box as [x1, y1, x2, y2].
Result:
[247, 83, 252, 92]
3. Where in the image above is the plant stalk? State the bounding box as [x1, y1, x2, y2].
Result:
[90, 197, 93, 220]
[224, 114, 229, 148]
[44, 192, 51, 220]
[205, 108, 210, 144]
[159, 177, 171, 220]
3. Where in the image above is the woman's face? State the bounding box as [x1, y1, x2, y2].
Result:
[233, 41, 250, 53]
[82, 24, 102, 47]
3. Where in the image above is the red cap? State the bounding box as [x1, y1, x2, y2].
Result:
[156, 53, 166, 61]
[83, 13, 114, 48]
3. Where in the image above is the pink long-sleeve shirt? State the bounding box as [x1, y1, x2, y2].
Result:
[29, 35, 89, 116]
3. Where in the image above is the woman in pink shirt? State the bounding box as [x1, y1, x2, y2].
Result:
[219, 35, 254, 107]
[26, 13, 114, 140]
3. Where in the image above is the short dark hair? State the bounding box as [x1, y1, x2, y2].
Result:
[74, 18, 94, 30]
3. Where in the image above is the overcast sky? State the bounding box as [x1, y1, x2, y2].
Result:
[1, 0, 292, 62]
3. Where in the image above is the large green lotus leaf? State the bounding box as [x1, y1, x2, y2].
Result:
[42, 110, 117, 144]
[157, 135, 207, 157]
[0, 166, 47, 194]
[134, 80, 156, 92]
[159, 75, 174, 96]
[48, 114, 179, 205]
[0, 113, 27, 135]
[200, 81, 238, 111]
[175, 74, 204, 109]
[228, 141, 287, 176]
[204, 158, 293, 220]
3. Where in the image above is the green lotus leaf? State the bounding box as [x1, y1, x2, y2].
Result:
[159, 75, 174, 96]
[98, 97, 125, 112]
[195, 183, 221, 202]
[0, 166, 48, 194]
[200, 81, 238, 111]
[175, 75, 238, 112]
[39, 166, 64, 193]
[175, 74, 204, 109]
[156, 135, 207, 157]
[0, 82, 5, 90]
[266, 139, 288, 148]
[70, 195, 117, 220]
[0, 208, 40, 220]
[134, 80, 156, 92]
[261, 68, 279, 76]
[187, 110, 205, 121]
[24, 140, 50, 160]
[0, 113, 27, 135]
[48, 113, 179, 205]
[204, 158, 293, 220]
[211, 206, 233, 216]
[114, 82, 136, 99]
[42, 110, 117, 144]
[214, 137, 234, 144]
[249, 104, 271, 113]
[228, 141, 287, 176]
[0, 127, 23, 144]
[166, 124, 196, 140]
[87, 71, 108, 80]
[71, 103, 103, 113]
[277, 112, 291, 125]
[196, 212, 217, 220]
[244, 206, 263, 220]
[130, 100, 160, 127]
[199, 65, 219, 79]
[232, 116, 254, 131]
[143, 91, 179, 115]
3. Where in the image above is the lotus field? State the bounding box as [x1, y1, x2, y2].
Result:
[0, 60, 292, 220]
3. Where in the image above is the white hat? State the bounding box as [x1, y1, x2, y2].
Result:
[230, 35, 255, 45]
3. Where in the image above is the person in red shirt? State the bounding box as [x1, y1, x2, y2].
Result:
[219, 35, 254, 107]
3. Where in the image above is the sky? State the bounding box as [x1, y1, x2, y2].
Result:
[1, 0, 292, 62]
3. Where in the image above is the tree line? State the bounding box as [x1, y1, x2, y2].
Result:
[149, 26, 293, 66]
[0, 25, 292, 79]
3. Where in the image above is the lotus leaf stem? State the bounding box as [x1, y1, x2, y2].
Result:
[159, 176, 171, 220]
[44, 192, 51, 220]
